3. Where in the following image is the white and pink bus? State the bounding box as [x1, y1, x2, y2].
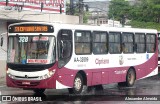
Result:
[2, 22, 158, 94]
[158, 32, 160, 70]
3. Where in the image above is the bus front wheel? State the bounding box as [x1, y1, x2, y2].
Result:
[33, 89, 45, 94]
[68, 73, 85, 94]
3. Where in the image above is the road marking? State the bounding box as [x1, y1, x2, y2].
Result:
[0, 85, 6, 88]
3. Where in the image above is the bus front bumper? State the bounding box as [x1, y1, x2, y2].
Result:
[6, 75, 56, 89]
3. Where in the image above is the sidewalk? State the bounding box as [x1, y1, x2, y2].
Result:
[0, 76, 5, 86]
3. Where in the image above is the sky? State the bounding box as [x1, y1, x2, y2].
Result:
[69, 0, 110, 3]
[84, 0, 110, 1]
[83, 0, 111, 2]
[70, 0, 110, 2]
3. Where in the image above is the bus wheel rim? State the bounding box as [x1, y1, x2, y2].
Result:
[74, 77, 82, 91]
[128, 72, 134, 84]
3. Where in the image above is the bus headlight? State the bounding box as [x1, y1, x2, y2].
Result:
[7, 73, 15, 79]
[39, 69, 56, 80]
[49, 70, 56, 76]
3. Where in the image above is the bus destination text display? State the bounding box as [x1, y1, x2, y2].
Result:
[9, 24, 54, 33]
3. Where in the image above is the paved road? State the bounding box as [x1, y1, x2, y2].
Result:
[0, 74, 160, 104]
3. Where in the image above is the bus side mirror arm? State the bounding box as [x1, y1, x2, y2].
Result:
[60, 40, 64, 58]
[0, 36, 3, 47]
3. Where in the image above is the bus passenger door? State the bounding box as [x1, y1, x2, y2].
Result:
[57, 29, 72, 68]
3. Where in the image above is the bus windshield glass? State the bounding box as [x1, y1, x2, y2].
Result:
[7, 36, 55, 64]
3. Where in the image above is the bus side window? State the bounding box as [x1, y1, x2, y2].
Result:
[146, 34, 156, 53]
[117, 44, 121, 52]
[122, 43, 126, 52]
[75, 30, 91, 55]
[93, 44, 100, 53]
[92, 31, 108, 54]
[122, 32, 134, 53]
[109, 32, 121, 54]
[134, 43, 137, 52]
[60, 40, 71, 58]
[135, 33, 145, 53]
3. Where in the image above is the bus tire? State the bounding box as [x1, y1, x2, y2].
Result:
[126, 68, 136, 87]
[68, 73, 86, 94]
[118, 82, 126, 87]
[118, 68, 136, 87]
[33, 89, 45, 94]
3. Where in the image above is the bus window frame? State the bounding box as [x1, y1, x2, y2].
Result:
[92, 31, 108, 55]
[57, 29, 73, 68]
[122, 32, 134, 54]
[108, 32, 121, 54]
[134, 33, 146, 53]
[146, 33, 156, 53]
[74, 30, 92, 55]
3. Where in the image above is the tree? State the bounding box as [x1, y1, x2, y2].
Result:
[108, 0, 160, 30]
[108, 0, 160, 23]
[66, 2, 90, 23]
[129, 0, 160, 23]
[149, 0, 160, 23]
[131, 0, 155, 22]
[108, 0, 131, 24]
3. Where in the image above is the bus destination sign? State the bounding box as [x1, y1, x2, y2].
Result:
[9, 24, 54, 33]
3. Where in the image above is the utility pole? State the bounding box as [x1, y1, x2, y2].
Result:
[6, 0, 8, 6]
[121, 15, 125, 27]
[60, 4, 62, 14]
[112, 14, 114, 27]
[97, 11, 99, 25]
[41, 2, 43, 12]
[79, 0, 83, 24]
[70, 0, 74, 15]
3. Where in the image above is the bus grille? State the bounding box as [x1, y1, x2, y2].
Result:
[15, 76, 39, 79]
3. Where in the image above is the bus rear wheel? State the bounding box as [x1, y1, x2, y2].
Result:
[68, 73, 85, 94]
[126, 68, 136, 87]
[118, 68, 136, 87]
[33, 89, 45, 94]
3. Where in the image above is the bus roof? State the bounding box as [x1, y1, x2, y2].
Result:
[9, 22, 158, 34]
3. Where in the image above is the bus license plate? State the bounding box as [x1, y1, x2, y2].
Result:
[22, 82, 30, 85]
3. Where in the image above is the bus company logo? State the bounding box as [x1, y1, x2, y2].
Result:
[119, 55, 124, 65]
[95, 58, 109, 65]
[146, 54, 149, 60]
[25, 75, 28, 78]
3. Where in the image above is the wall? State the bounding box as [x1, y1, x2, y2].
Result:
[0, 10, 79, 24]
[0, 20, 7, 84]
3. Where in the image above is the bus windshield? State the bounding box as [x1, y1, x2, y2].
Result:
[7, 36, 55, 64]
